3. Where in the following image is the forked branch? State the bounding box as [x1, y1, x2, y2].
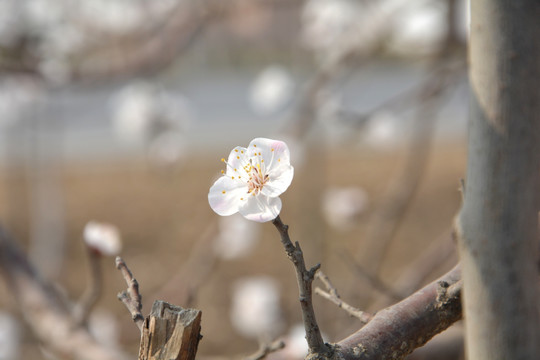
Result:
[315, 271, 373, 324]
[116, 256, 144, 331]
[271, 216, 331, 357]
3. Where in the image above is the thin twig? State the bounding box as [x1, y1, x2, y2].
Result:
[115, 256, 144, 331]
[315, 271, 373, 323]
[271, 216, 330, 356]
[244, 339, 286, 360]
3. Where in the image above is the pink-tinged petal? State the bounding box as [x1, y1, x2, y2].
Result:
[208, 176, 247, 216]
[239, 195, 282, 222]
[261, 165, 294, 197]
[248, 138, 291, 168]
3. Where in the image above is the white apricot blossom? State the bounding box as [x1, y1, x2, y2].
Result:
[208, 138, 294, 223]
[83, 221, 122, 256]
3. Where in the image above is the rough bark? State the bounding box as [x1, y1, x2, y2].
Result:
[458, 1, 540, 358]
[336, 265, 462, 360]
[138, 301, 202, 360]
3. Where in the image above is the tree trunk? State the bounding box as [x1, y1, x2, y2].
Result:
[458, 1, 540, 359]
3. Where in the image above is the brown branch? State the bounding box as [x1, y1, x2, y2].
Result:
[115, 256, 144, 331]
[335, 265, 462, 360]
[271, 216, 330, 356]
[0, 226, 131, 360]
[315, 271, 372, 324]
[244, 339, 286, 360]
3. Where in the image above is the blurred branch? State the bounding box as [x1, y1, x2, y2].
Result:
[271, 215, 330, 356]
[315, 271, 373, 323]
[341, 251, 403, 302]
[286, 1, 403, 139]
[152, 222, 218, 307]
[358, 59, 463, 279]
[244, 339, 286, 360]
[116, 256, 145, 331]
[0, 226, 131, 360]
[74, 247, 103, 325]
[391, 229, 457, 298]
[339, 60, 466, 127]
[72, 0, 214, 80]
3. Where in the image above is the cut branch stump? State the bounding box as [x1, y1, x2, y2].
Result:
[138, 300, 202, 360]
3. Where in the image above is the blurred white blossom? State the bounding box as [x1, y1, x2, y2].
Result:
[0, 312, 20, 360]
[279, 324, 309, 360]
[230, 277, 284, 339]
[88, 309, 120, 348]
[0, 77, 41, 128]
[147, 131, 187, 167]
[83, 221, 122, 256]
[301, 0, 363, 52]
[111, 81, 191, 145]
[388, 0, 447, 57]
[250, 66, 295, 116]
[213, 214, 260, 260]
[322, 186, 369, 229]
[362, 111, 400, 150]
[78, 0, 146, 33]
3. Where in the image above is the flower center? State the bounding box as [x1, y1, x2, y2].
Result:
[247, 163, 268, 195]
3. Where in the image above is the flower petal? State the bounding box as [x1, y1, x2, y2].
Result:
[208, 176, 247, 216]
[239, 195, 282, 222]
[261, 165, 294, 197]
[248, 138, 291, 167]
[226, 146, 250, 177]
[247, 138, 294, 197]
